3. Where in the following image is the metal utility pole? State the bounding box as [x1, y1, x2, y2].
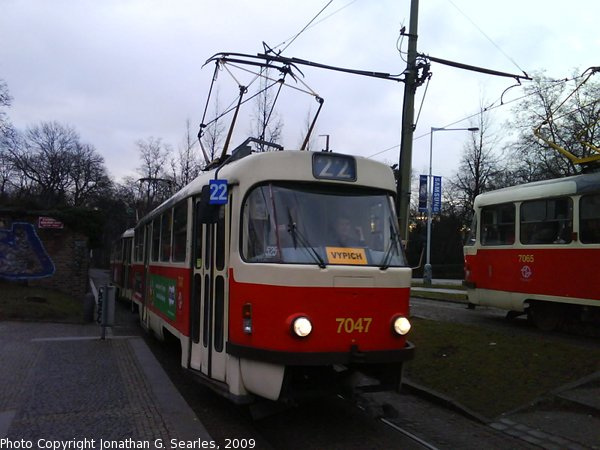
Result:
[423, 127, 478, 286]
[397, 0, 419, 242]
[319, 134, 330, 151]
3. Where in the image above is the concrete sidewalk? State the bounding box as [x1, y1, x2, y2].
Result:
[0, 271, 213, 449]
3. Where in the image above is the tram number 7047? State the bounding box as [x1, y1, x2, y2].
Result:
[336, 317, 373, 333]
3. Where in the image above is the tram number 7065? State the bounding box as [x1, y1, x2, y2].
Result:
[336, 317, 372, 333]
[518, 254, 535, 263]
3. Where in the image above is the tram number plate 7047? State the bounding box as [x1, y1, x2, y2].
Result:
[336, 317, 372, 333]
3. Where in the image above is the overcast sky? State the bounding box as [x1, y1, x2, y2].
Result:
[1, 0, 599, 184]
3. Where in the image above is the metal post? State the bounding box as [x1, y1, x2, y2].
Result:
[423, 128, 435, 286]
[423, 127, 478, 286]
[397, 0, 419, 242]
[100, 285, 116, 340]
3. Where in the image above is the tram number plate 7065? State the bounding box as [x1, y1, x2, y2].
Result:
[336, 317, 372, 333]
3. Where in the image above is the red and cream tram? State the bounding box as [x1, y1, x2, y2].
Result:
[110, 228, 134, 301]
[464, 172, 600, 330]
[118, 149, 414, 402]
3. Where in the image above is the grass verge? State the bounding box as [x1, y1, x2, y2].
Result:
[404, 317, 600, 418]
[411, 281, 466, 291]
[0, 281, 83, 323]
[410, 290, 468, 303]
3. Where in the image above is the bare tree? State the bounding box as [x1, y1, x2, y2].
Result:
[0, 79, 12, 136]
[201, 90, 226, 164]
[10, 122, 78, 204]
[0, 81, 16, 198]
[170, 119, 203, 190]
[70, 142, 112, 206]
[299, 106, 318, 151]
[251, 69, 283, 151]
[508, 71, 600, 180]
[5, 121, 110, 207]
[136, 136, 172, 211]
[449, 101, 503, 220]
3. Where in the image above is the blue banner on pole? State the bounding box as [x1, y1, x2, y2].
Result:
[418, 175, 427, 212]
[432, 176, 442, 213]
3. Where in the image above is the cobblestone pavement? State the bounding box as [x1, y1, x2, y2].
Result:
[0, 273, 212, 449]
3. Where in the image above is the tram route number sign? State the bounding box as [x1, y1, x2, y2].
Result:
[312, 153, 357, 181]
[209, 179, 228, 205]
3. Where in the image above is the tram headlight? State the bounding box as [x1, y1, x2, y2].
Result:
[392, 316, 411, 336]
[292, 316, 313, 338]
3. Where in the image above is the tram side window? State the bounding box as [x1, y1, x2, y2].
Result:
[172, 201, 188, 262]
[160, 210, 172, 262]
[481, 204, 515, 246]
[580, 194, 600, 244]
[242, 186, 277, 262]
[124, 238, 132, 263]
[465, 213, 477, 246]
[151, 218, 161, 262]
[520, 197, 572, 245]
[116, 241, 122, 262]
[134, 229, 144, 263]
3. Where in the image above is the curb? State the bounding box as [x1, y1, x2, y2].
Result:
[402, 379, 490, 424]
[409, 289, 469, 306]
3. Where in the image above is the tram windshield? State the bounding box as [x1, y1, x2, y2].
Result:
[242, 183, 406, 267]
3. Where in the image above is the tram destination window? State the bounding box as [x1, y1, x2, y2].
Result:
[580, 193, 600, 244]
[520, 197, 573, 245]
[481, 203, 515, 246]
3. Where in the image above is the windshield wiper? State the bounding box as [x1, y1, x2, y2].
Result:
[287, 209, 327, 269]
[379, 218, 399, 270]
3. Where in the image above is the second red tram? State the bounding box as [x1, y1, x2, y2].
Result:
[464, 172, 600, 330]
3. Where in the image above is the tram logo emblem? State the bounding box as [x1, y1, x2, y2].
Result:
[521, 265, 532, 279]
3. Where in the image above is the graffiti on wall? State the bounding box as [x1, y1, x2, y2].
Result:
[0, 222, 55, 279]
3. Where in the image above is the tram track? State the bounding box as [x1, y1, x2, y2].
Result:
[379, 418, 440, 450]
[114, 301, 531, 449]
[350, 396, 440, 450]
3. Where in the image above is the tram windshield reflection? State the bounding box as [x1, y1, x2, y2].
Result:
[242, 183, 406, 267]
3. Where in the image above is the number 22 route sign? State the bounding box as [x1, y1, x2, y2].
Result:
[209, 179, 228, 205]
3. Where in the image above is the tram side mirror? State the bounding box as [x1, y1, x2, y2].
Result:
[198, 185, 221, 224]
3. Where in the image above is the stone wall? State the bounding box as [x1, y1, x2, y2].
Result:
[0, 210, 89, 299]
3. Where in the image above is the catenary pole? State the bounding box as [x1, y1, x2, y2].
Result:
[397, 0, 419, 242]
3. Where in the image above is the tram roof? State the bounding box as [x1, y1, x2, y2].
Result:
[138, 150, 397, 226]
[474, 171, 600, 208]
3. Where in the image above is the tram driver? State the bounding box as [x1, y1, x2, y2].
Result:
[332, 216, 364, 247]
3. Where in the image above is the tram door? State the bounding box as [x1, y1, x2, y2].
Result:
[140, 222, 152, 329]
[189, 196, 229, 382]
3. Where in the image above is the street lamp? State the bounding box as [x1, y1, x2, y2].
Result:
[423, 126, 479, 286]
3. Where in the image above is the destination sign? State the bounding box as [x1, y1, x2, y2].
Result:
[325, 246, 367, 265]
[312, 153, 357, 182]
